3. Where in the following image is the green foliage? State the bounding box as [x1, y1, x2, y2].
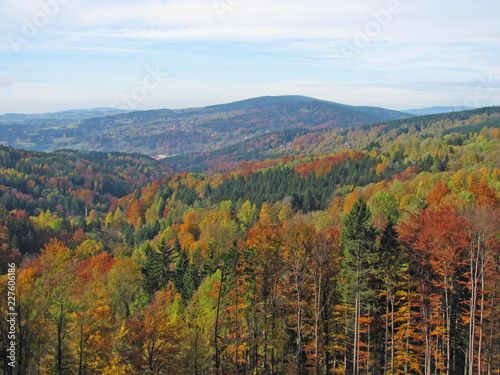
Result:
[141, 238, 177, 295]
[174, 248, 201, 301]
[236, 200, 259, 231]
[341, 197, 379, 285]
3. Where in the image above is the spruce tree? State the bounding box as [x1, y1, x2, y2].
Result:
[174, 248, 193, 300]
[142, 237, 176, 295]
[378, 218, 405, 375]
[180, 263, 198, 301]
[341, 197, 378, 375]
[174, 248, 189, 292]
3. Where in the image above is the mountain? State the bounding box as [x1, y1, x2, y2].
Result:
[205, 95, 411, 120]
[0, 103, 498, 375]
[403, 106, 474, 116]
[0, 108, 129, 124]
[165, 106, 500, 173]
[0, 96, 412, 155]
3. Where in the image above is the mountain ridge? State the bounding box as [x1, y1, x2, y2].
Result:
[403, 105, 474, 116]
[164, 105, 500, 173]
[0, 95, 413, 155]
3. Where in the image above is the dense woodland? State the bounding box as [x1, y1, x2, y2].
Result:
[0, 96, 409, 156]
[165, 106, 500, 173]
[0, 108, 499, 374]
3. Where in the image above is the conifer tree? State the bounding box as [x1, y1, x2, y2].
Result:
[142, 238, 176, 295]
[175, 248, 199, 301]
[341, 197, 378, 375]
[378, 218, 406, 374]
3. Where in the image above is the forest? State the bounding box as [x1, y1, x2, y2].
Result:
[0, 107, 499, 374]
[0, 96, 410, 157]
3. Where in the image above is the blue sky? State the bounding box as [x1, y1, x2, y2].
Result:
[0, 0, 499, 113]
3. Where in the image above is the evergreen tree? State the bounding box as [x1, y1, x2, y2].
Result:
[174, 248, 198, 300]
[142, 238, 176, 295]
[378, 218, 406, 375]
[174, 248, 189, 292]
[181, 263, 198, 301]
[341, 197, 379, 375]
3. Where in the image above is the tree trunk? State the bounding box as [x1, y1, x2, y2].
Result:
[445, 286, 451, 375]
[57, 299, 64, 375]
[353, 257, 360, 375]
[404, 293, 410, 375]
[391, 294, 395, 375]
[194, 328, 199, 375]
[296, 287, 302, 375]
[214, 268, 225, 374]
[478, 256, 485, 375]
[468, 239, 480, 375]
[264, 297, 268, 374]
[424, 300, 430, 375]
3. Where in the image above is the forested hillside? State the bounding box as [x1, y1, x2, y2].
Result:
[0, 108, 499, 374]
[166, 106, 500, 173]
[0, 96, 411, 156]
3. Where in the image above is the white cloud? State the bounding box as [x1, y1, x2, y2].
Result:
[3, 0, 498, 44]
[1, 0, 499, 113]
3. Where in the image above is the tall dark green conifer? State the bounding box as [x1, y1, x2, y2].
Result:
[378, 218, 406, 375]
[174, 248, 199, 301]
[142, 237, 176, 295]
[341, 197, 378, 375]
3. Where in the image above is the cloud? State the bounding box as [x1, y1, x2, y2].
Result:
[2, 0, 498, 44]
[0, 78, 15, 88]
[1, 0, 499, 113]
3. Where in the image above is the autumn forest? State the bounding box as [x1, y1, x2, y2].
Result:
[1, 106, 500, 375]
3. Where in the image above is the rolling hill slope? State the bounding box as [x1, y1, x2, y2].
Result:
[164, 106, 500, 173]
[0, 96, 411, 155]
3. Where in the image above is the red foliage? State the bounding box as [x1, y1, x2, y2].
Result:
[13, 210, 29, 221]
[469, 178, 500, 207]
[294, 152, 356, 177]
[390, 166, 420, 183]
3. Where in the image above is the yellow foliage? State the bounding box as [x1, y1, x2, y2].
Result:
[344, 190, 363, 213]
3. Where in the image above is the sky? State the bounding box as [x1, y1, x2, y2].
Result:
[0, 0, 499, 114]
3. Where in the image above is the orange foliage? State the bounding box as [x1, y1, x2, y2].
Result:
[390, 166, 420, 183]
[426, 181, 451, 207]
[469, 176, 500, 207]
[344, 190, 363, 213]
[294, 152, 354, 177]
[492, 128, 500, 139]
[376, 163, 387, 175]
[77, 189, 95, 204]
[180, 211, 201, 240]
[122, 284, 182, 373]
[126, 200, 143, 228]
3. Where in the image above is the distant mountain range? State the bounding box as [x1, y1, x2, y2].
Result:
[0, 96, 413, 154]
[0, 108, 129, 124]
[403, 106, 474, 116]
[164, 106, 500, 173]
[1, 97, 483, 159]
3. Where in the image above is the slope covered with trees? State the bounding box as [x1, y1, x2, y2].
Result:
[0, 96, 411, 156]
[165, 106, 500, 173]
[0, 107, 499, 374]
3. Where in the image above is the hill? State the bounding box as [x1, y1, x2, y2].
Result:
[404, 105, 474, 115]
[0, 96, 411, 155]
[164, 106, 500, 173]
[0, 108, 129, 124]
[0, 105, 499, 374]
